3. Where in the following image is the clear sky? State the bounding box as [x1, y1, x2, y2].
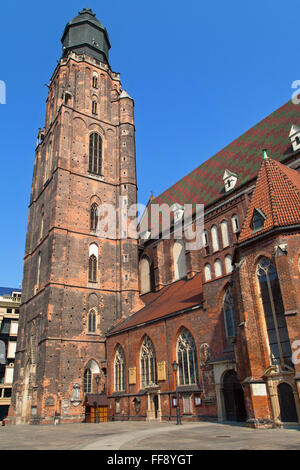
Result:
[0, 0, 299, 287]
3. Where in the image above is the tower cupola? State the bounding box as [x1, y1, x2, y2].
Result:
[61, 8, 111, 64]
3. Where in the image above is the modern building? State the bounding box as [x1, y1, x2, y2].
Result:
[8, 8, 300, 427]
[0, 287, 21, 421]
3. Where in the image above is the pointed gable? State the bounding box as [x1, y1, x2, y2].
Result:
[238, 156, 300, 243]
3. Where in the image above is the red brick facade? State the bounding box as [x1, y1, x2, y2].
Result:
[8, 9, 300, 428]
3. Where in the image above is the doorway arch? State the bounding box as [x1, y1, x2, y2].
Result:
[278, 383, 298, 423]
[223, 370, 247, 422]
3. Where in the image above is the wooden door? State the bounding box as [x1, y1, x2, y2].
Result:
[278, 383, 298, 423]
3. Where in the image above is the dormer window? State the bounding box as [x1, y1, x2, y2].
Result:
[223, 169, 238, 192]
[289, 124, 300, 152]
[250, 208, 266, 233]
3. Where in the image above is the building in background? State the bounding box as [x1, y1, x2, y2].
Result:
[0, 287, 21, 421]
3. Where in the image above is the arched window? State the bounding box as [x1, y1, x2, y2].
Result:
[231, 214, 240, 233]
[220, 220, 229, 248]
[89, 255, 97, 282]
[84, 368, 92, 393]
[92, 100, 97, 115]
[173, 240, 187, 280]
[203, 230, 210, 255]
[37, 252, 41, 288]
[114, 345, 125, 392]
[90, 203, 98, 232]
[139, 258, 151, 294]
[176, 328, 199, 385]
[211, 225, 220, 252]
[225, 254, 233, 274]
[256, 258, 292, 368]
[40, 207, 44, 241]
[204, 263, 212, 281]
[223, 286, 237, 339]
[214, 259, 222, 277]
[88, 309, 96, 333]
[89, 133, 102, 175]
[92, 74, 98, 89]
[140, 336, 157, 388]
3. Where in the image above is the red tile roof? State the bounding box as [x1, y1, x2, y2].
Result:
[238, 156, 300, 243]
[151, 100, 300, 211]
[107, 274, 203, 335]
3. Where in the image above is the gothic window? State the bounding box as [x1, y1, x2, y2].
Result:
[92, 74, 98, 89]
[89, 255, 97, 282]
[231, 214, 240, 233]
[223, 286, 237, 340]
[40, 207, 44, 241]
[84, 368, 92, 393]
[139, 258, 154, 294]
[88, 309, 96, 333]
[220, 220, 229, 248]
[225, 254, 233, 274]
[37, 252, 41, 288]
[140, 336, 157, 388]
[214, 259, 222, 277]
[251, 209, 266, 233]
[89, 133, 102, 175]
[64, 92, 72, 105]
[176, 328, 199, 386]
[204, 263, 212, 281]
[90, 203, 98, 232]
[173, 240, 187, 280]
[203, 230, 210, 255]
[211, 225, 220, 252]
[114, 345, 125, 392]
[256, 257, 293, 368]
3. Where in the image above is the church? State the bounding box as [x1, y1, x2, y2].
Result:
[7, 8, 300, 427]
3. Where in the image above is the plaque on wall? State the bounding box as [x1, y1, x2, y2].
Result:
[62, 399, 70, 414]
[45, 396, 54, 407]
[129, 367, 136, 385]
[157, 361, 166, 381]
[251, 383, 267, 396]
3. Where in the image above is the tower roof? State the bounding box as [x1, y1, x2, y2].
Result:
[61, 8, 111, 64]
[238, 156, 300, 243]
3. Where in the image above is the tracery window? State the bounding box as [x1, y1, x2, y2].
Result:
[89, 133, 102, 175]
[256, 258, 293, 368]
[140, 336, 157, 388]
[223, 286, 237, 339]
[90, 203, 98, 232]
[84, 368, 92, 393]
[211, 225, 220, 252]
[88, 309, 96, 333]
[89, 254, 97, 282]
[204, 263, 212, 281]
[114, 345, 125, 392]
[176, 328, 199, 385]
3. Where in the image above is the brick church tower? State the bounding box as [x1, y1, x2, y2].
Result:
[9, 8, 141, 424]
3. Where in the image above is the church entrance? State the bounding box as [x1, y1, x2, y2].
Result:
[223, 370, 247, 422]
[278, 383, 298, 423]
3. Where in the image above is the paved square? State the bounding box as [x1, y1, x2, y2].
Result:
[0, 421, 299, 450]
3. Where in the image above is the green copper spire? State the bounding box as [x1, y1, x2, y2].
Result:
[61, 8, 111, 64]
[262, 149, 268, 160]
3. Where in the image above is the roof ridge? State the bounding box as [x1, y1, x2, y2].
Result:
[238, 157, 266, 236]
[265, 158, 278, 226]
[270, 158, 300, 197]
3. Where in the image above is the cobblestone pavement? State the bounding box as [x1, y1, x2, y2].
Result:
[0, 421, 299, 450]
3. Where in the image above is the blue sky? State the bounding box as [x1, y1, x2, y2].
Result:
[0, 0, 299, 287]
